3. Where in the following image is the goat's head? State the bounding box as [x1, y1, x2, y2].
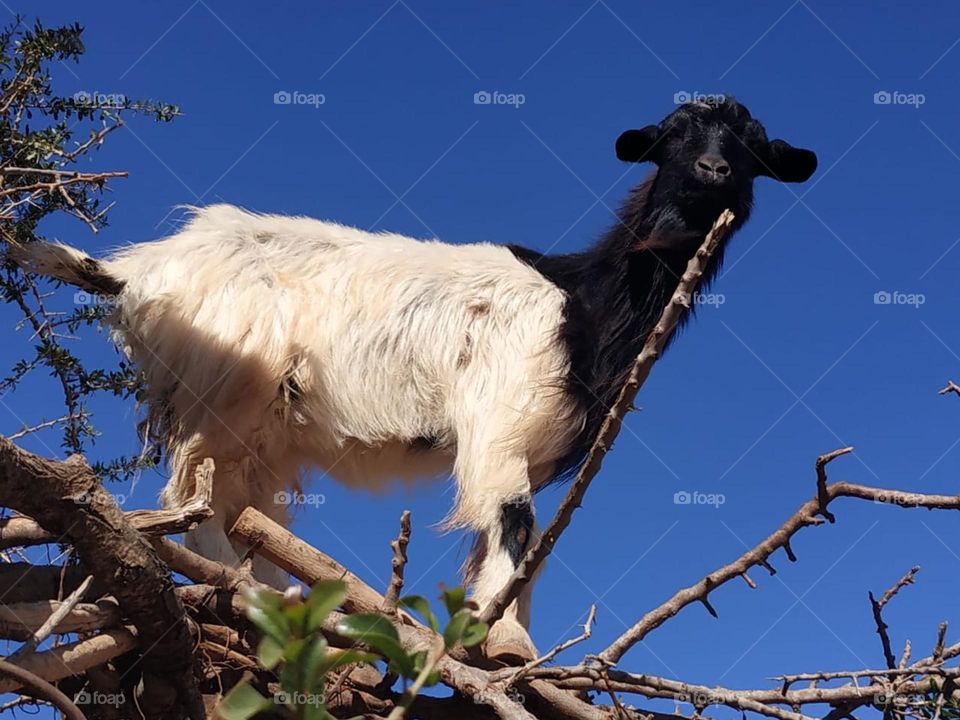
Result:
[615, 97, 817, 233]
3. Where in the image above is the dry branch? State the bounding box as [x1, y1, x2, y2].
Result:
[599, 448, 960, 664]
[0, 628, 137, 693]
[0, 598, 120, 641]
[0, 435, 204, 720]
[229, 506, 385, 614]
[0, 457, 216, 550]
[869, 566, 920, 669]
[481, 209, 737, 626]
[383, 509, 412, 612]
[7, 574, 93, 661]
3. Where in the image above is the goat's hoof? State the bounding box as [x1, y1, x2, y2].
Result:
[485, 620, 537, 665]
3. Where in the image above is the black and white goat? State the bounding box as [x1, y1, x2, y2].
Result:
[12, 98, 816, 661]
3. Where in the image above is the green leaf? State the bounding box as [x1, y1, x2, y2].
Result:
[441, 586, 466, 617]
[461, 619, 488, 648]
[216, 682, 273, 720]
[398, 595, 439, 632]
[300, 635, 329, 691]
[335, 614, 413, 676]
[320, 649, 379, 676]
[443, 609, 472, 650]
[307, 581, 347, 633]
[257, 636, 284, 670]
[247, 606, 289, 644]
[283, 637, 307, 664]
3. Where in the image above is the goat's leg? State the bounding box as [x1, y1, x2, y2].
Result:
[453, 449, 539, 663]
[468, 499, 540, 663]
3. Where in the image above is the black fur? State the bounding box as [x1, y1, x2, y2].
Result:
[509, 98, 816, 482]
[500, 498, 535, 566]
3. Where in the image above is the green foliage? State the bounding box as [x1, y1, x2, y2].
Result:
[218, 581, 488, 719]
[0, 16, 177, 477]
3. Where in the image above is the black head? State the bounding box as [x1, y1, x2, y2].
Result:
[615, 97, 817, 233]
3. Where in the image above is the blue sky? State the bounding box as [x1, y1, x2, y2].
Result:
[3, 0, 960, 716]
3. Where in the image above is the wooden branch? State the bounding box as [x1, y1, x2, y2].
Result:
[0, 515, 58, 550]
[480, 209, 737, 626]
[383, 510, 412, 612]
[0, 659, 86, 720]
[939, 380, 960, 397]
[0, 599, 120, 641]
[599, 449, 960, 664]
[0, 458, 216, 550]
[153, 536, 263, 593]
[870, 566, 919, 669]
[0, 436, 204, 719]
[0, 628, 137, 693]
[124, 457, 215, 534]
[7, 574, 93, 660]
[500, 605, 597, 686]
[228, 506, 385, 614]
[523, 663, 960, 719]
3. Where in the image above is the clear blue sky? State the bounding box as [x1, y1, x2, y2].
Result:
[3, 1, 960, 716]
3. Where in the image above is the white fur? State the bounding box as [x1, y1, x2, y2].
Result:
[19, 205, 585, 651]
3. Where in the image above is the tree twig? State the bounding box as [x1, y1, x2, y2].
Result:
[383, 510, 412, 613]
[599, 449, 960, 665]
[7, 573, 93, 661]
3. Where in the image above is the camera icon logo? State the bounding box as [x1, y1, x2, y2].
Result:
[673, 90, 691, 104]
[274, 91, 292, 105]
[473, 90, 492, 105]
[873, 290, 892, 305]
[673, 490, 691, 505]
[873, 90, 892, 105]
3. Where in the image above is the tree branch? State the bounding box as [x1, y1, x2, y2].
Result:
[599, 449, 960, 664]
[0, 435, 204, 720]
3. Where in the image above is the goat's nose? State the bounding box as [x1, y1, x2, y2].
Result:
[696, 154, 731, 179]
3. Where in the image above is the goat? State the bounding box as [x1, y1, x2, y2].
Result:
[11, 97, 816, 662]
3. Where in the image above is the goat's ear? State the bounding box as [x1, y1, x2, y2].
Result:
[616, 125, 662, 163]
[758, 139, 817, 183]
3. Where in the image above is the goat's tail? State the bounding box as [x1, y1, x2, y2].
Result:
[7, 241, 125, 296]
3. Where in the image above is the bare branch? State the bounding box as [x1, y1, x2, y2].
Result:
[383, 510, 412, 612]
[7, 573, 93, 661]
[599, 449, 960, 664]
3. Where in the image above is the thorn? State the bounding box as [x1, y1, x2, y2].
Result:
[701, 596, 718, 618]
